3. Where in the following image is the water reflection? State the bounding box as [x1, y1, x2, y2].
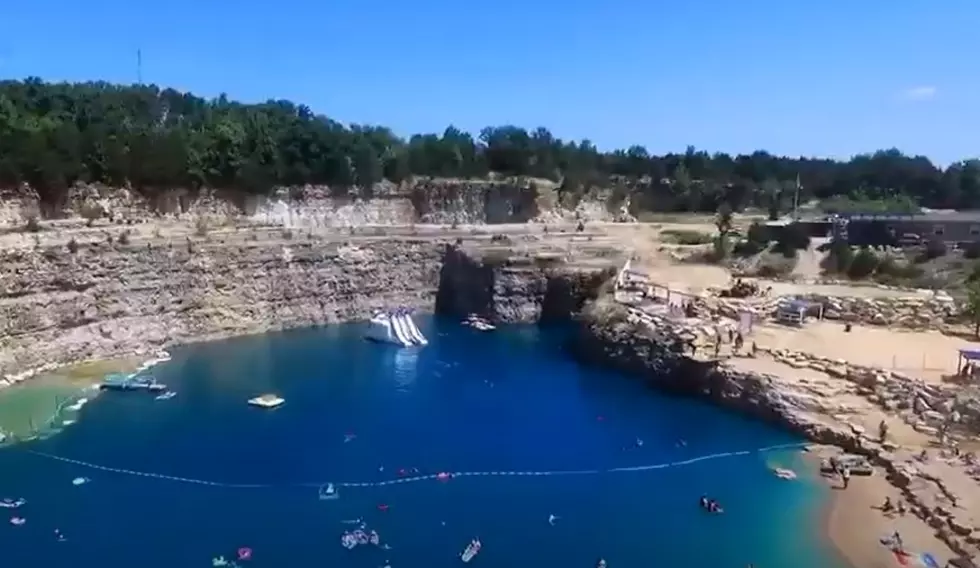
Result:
[392, 348, 419, 392]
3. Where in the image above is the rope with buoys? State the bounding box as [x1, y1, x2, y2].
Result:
[22, 442, 806, 490]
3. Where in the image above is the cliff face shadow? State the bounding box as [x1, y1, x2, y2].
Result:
[435, 246, 496, 319]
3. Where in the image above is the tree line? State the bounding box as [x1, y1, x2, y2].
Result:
[1, 77, 979, 214]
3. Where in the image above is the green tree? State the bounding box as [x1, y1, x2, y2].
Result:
[0, 78, 976, 216]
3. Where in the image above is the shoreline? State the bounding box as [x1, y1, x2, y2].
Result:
[1, 315, 972, 566]
[805, 447, 957, 568]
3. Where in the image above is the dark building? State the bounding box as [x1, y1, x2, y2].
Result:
[835, 211, 980, 247]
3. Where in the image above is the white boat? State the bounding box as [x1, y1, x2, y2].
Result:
[155, 391, 177, 401]
[319, 483, 339, 500]
[248, 394, 285, 408]
[461, 538, 482, 563]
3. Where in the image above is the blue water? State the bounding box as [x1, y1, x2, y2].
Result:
[0, 318, 846, 568]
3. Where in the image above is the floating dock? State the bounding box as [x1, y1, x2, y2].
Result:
[99, 374, 168, 392]
[248, 394, 285, 408]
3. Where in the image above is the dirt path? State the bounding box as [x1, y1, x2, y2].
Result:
[791, 237, 829, 282]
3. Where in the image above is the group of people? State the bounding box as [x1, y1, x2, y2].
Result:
[699, 495, 723, 514]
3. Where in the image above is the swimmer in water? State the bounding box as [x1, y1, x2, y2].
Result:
[548, 514, 560, 526]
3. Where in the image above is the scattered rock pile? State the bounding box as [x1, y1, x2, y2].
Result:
[704, 292, 960, 330]
[798, 293, 959, 328]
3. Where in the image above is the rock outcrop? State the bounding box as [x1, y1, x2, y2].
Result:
[571, 299, 811, 431]
[435, 245, 616, 323]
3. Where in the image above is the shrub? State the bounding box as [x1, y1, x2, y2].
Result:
[847, 247, 879, 279]
[774, 223, 811, 254]
[916, 239, 947, 263]
[755, 254, 796, 277]
[821, 240, 853, 274]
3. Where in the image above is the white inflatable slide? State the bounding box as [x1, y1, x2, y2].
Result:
[365, 310, 428, 347]
[401, 315, 428, 345]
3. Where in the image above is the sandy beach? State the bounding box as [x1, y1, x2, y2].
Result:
[806, 447, 957, 568]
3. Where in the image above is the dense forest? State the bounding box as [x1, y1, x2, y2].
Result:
[1, 77, 978, 214]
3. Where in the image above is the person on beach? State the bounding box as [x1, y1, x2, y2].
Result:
[892, 531, 904, 554]
[840, 467, 850, 489]
[878, 420, 889, 443]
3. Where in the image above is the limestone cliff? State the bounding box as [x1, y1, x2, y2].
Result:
[435, 246, 616, 323]
[0, 178, 625, 227]
[0, 238, 442, 377]
[570, 298, 858, 442]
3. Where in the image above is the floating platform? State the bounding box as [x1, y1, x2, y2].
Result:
[248, 394, 285, 408]
[99, 374, 168, 392]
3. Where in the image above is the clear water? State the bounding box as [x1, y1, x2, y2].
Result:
[0, 318, 848, 568]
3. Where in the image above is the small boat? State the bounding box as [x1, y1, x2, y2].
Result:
[72, 477, 90, 486]
[369, 530, 380, 546]
[247, 394, 285, 409]
[596, 559, 607, 568]
[10, 517, 26, 526]
[0, 498, 26, 509]
[212, 556, 229, 567]
[461, 538, 482, 563]
[155, 391, 177, 401]
[354, 530, 369, 545]
[319, 483, 339, 500]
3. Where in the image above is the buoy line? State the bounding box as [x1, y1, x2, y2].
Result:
[21, 442, 807, 490]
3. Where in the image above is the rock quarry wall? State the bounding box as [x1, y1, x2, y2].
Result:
[435, 246, 616, 324]
[0, 237, 616, 383]
[0, 179, 622, 227]
[0, 239, 442, 380]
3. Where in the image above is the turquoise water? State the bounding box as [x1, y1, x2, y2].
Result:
[0, 318, 847, 568]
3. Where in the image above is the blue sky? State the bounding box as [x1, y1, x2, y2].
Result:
[2, 1, 977, 165]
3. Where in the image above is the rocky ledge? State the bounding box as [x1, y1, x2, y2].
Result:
[572, 296, 980, 557]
